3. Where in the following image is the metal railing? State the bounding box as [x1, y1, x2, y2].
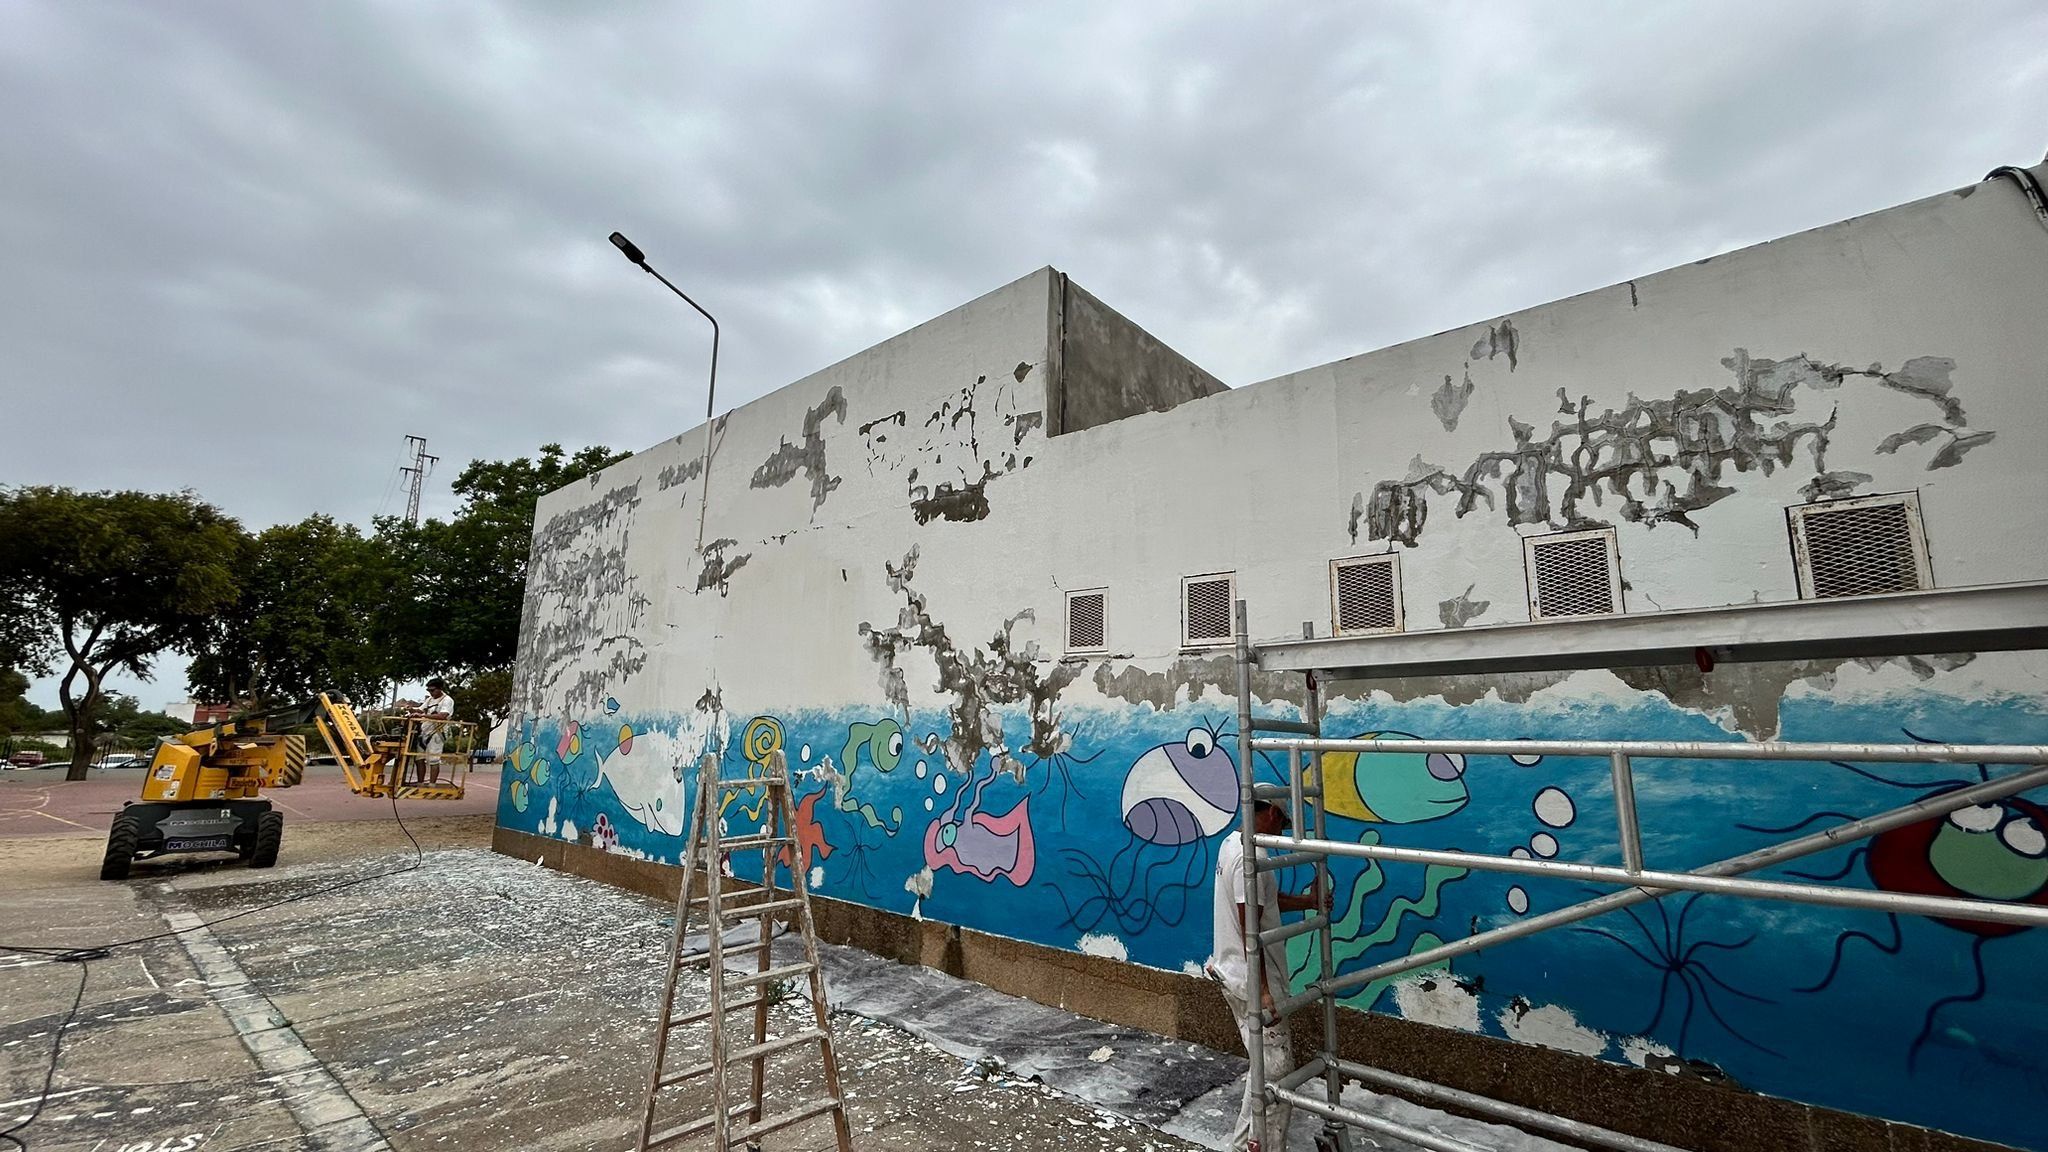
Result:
[1230, 599, 2048, 1152]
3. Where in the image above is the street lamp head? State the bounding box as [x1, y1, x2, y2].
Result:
[608, 231, 648, 267]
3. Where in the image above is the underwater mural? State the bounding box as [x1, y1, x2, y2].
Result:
[495, 679, 2048, 1151]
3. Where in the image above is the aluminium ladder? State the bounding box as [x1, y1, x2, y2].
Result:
[636, 750, 855, 1152]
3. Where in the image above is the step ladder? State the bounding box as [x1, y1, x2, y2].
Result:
[636, 750, 855, 1151]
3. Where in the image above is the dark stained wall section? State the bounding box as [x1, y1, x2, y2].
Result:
[1047, 273, 1227, 435]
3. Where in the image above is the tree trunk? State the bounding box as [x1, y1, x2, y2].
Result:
[58, 660, 103, 782]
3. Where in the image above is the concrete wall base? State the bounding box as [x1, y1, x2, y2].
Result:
[492, 826, 2011, 1152]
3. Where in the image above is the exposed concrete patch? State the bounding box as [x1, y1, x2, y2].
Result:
[1361, 348, 1991, 545]
[1438, 585, 1491, 629]
[1876, 423, 1998, 469]
[1347, 492, 1365, 545]
[1093, 656, 1307, 712]
[1469, 319, 1520, 370]
[750, 384, 848, 513]
[1431, 367, 1477, 431]
[511, 480, 648, 716]
[694, 537, 751, 597]
[1800, 470, 1873, 500]
[858, 546, 1082, 778]
[865, 373, 1043, 527]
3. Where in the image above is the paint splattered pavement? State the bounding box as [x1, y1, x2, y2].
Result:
[1, 815, 1572, 1151]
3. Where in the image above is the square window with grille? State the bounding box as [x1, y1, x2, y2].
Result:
[1788, 492, 1930, 599]
[1329, 555, 1404, 635]
[1065, 588, 1107, 653]
[1523, 529, 1623, 620]
[1182, 572, 1236, 647]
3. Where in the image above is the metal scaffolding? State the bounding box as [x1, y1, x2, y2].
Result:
[1228, 586, 2048, 1152]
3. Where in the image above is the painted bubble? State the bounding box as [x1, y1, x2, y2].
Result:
[1511, 749, 1543, 767]
[1531, 832, 1559, 858]
[801, 743, 811, 763]
[925, 797, 934, 812]
[1507, 887, 1530, 914]
[1534, 787, 1576, 828]
[1510, 846, 1534, 860]
[916, 760, 927, 779]
[934, 773, 948, 795]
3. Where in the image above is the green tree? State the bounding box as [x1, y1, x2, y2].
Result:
[0, 487, 245, 779]
[0, 667, 60, 736]
[375, 443, 625, 735]
[93, 692, 191, 749]
[187, 514, 394, 707]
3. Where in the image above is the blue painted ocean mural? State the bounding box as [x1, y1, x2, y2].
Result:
[495, 686, 2048, 1150]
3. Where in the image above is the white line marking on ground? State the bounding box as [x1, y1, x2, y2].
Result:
[158, 893, 394, 1152]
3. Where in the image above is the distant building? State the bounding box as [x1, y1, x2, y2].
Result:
[164, 699, 233, 726]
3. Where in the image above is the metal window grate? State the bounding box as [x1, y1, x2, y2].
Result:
[1066, 590, 1106, 651]
[1790, 493, 1929, 599]
[1330, 555, 1402, 635]
[1183, 574, 1235, 646]
[1524, 529, 1622, 620]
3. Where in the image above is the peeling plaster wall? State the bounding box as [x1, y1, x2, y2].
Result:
[503, 168, 2048, 1151]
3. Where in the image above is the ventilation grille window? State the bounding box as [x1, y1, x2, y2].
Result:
[1330, 555, 1403, 635]
[1065, 589, 1106, 652]
[1524, 529, 1622, 620]
[1790, 493, 1929, 599]
[1182, 573, 1235, 647]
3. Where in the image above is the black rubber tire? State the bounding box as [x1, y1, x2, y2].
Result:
[249, 811, 284, 869]
[101, 812, 139, 881]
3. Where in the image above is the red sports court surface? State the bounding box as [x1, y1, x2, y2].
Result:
[0, 763, 500, 838]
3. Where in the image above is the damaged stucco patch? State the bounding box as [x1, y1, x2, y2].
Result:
[1431, 368, 1476, 431]
[1360, 348, 1994, 545]
[1875, 424, 1998, 469]
[751, 385, 848, 514]
[863, 373, 1041, 527]
[1438, 585, 1491, 628]
[695, 538, 752, 597]
[1469, 319, 1519, 370]
[858, 546, 1081, 779]
[1091, 651, 1977, 739]
[511, 481, 649, 716]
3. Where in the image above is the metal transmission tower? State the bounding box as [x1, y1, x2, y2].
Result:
[399, 435, 439, 527]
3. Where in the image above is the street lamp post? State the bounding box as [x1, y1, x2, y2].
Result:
[609, 231, 720, 552]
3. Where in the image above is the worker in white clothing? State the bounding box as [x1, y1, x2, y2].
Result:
[1209, 799, 1330, 1152]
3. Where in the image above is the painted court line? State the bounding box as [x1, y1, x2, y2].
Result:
[158, 889, 394, 1152]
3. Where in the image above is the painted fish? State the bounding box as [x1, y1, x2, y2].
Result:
[1320, 731, 1468, 824]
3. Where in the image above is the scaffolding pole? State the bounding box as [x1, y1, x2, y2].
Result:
[1229, 596, 2048, 1152]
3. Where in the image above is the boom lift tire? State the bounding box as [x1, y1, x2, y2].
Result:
[101, 812, 140, 881]
[249, 811, 284, 869]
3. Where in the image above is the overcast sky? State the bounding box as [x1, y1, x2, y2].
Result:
[5, 0, 2045, 708]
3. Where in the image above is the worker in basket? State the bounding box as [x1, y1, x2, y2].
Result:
[405, 678, 455, 787]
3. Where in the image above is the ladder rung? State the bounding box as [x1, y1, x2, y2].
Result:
[687, 897, 803, 919]
[653, 1030, 827, 1091]
[715, 834, 793, 852]
[728, 1096, 844, 1144]
[717, 776, 786, 791]
[676, 938, 772, 967]
[644, 1101, 753, 1148]
[1251, 717, 1318, 734]
[668, 992, 771, 1028]
[728, 961, 813, 988]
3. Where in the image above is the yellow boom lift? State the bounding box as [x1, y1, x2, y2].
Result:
[101, 693, 477, 880]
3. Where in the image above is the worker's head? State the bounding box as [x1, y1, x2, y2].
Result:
[1253, 800, 1291, 836]
[426, 678, 447, 697]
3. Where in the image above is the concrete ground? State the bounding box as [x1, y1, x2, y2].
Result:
[1, 785, 1574, 1152]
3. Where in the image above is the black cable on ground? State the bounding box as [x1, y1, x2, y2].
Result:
[0, 788, 425, 1150]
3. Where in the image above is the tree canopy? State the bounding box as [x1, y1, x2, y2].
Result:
[5, 443, 623, 773]
[0, 487, 244, 779]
